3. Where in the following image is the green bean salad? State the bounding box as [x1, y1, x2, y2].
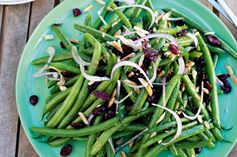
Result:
[30, 0, 237, 157]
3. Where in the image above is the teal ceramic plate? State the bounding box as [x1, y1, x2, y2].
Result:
[16, 0, 237, 156]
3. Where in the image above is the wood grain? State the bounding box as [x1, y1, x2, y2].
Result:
[17, 1, 55, 157]
[0, 6, 3, 38]
[0, 3, 30, 157]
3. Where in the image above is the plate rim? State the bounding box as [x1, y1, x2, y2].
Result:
[15, 0, 237, 156]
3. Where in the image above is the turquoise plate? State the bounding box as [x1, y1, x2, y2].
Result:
[16, 0, 237, 156]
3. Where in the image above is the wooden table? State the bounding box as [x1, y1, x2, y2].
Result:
[0, 0, 236, 156]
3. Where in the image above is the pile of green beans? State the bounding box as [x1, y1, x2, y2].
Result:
[30, 0, 237, 156]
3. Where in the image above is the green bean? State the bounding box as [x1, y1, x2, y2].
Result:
[162, 82, 180, 122]
[84, 15, 92, 27]
[186, 136, 201, 142]
[51, 24, 72, 51]
[106, 141, 115, 157]
[50, 62, 80, 74]
[58, 33, 102, 128]
[44, 87, 72, 114]
[96, 146, 106, 157]
[50, 75, 80, 95]
[122, 124, 147, 132]
[131, 0, 148, 18]
[146, 0, 155, 11]
[211, 127, 224, 141]
[31, 53, 73, 65]
[47, 80, 56, 88]
[176, 147, 188, 157]
[80, 81, 111, 111]
[31, 117, 119, 137]
[90, 108, 153, 155]
[131, 88, 148, 113]
[204, 129, 216, 142]
[121, 72, 137, 103]
[46, 75, 84, 128]
[48, 137, 71, 147]
[159, 58, 176, 66]
[157, 26, 188, 35]
[108, 22, 123, 36]
[186, 148, 196, 157]
[74, 24, 116, 41]
[197, 132, 216, 148]
[182, 75, 211, 120]
[207, 44, 226, 54]
[144, 124, 214, 157]
[112, 131, 135, 139]
[102, 47, 117, 76]
[93, 0, 114, 29]
[158, 19, 168, 29]
[189, 51, 203, 59]
[143, 121, 198, 148]
[86, 116, 102, 157]
[197, 34, 220, 128]
[175, 140, 212, 149]
[216, 36, 237, 59]
[81, 47, 94, 56]
[110, 3, 132, 29]
[169, 144, 178, 156]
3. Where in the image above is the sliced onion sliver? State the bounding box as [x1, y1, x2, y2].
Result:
[115, 92, 132, 104]
[72, 46, 91, 66]
[152, 103, 182, 145]
[186, 33, 198, 47]
[114, 4, 155, 29]
[47, 47, 55, 64]
[178, 57, 185, 75]
[33, 72, 58, 78]
[98, 7, 107, 25]
[115, 80, 121, 113]
[216, 76, 224, 86]
[135, 33, 179, 47]
[162, 77, 166, 107]
[183, 82, 204, 120]
[111, 61, 155, 88]
[80, 65, 110, 82]
[72, 46, 110, 82]
[117, 35, 142, 51]
[166, 17, 184, 21]
[115, 128, 148, 152]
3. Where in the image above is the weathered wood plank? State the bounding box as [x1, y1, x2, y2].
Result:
[0, 6, 4, 38]
[199, 0, 213, 9]
[218, 0, 237, 40]
[0, 3, 30, 157]
[17, 1, 55, 157]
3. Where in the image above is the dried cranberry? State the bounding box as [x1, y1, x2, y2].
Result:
[204, 81, 212, 91]
[93, 91, 111, 101]
[122, 45, 134, 54]
[92, 106, 106, 116]
[88, 82, 100, 92]
[144, 47, 160, 61]
[73, 8, 82, 17]
[29, 95, 38, 106]
[177, 29, 188, 37]
[180, 82, 185, 91]
[129, 69, 145, 84]
[217, 74, 230, 81]
[141, 57, 150, 71]
[70, 122, 85, 128]
[169, 44, 179, 55]
[61, 71, 75, 78]
[131, 37, 139, 41]
[175, 19, 185, 26]
[194, 147, 202, 154]
[142, 40, 148, 49]
[207, 35, 221, 46]
[203, 93, 211, 104]
[221, 80, 232, 94]
[60, 144, 72, 156]
[114, 1, 120, 6]
[195, 58, 206, 67]
[217, 74, 232, 94]
[60, 41, 66, 49]
[198, 71, 207, 82]
[103, 110, 115, 120]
